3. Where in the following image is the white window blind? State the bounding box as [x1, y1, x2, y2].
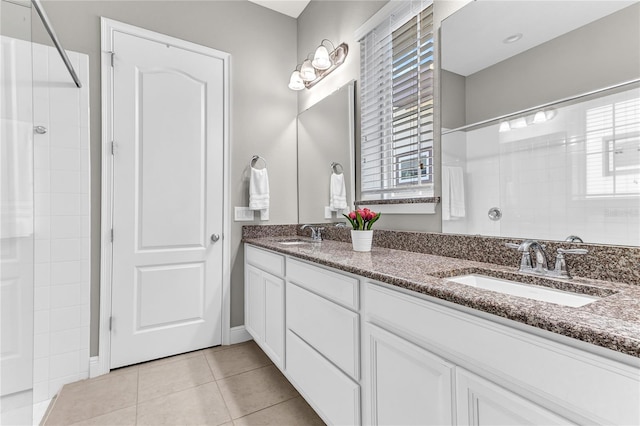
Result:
[360, 0, 434, 200]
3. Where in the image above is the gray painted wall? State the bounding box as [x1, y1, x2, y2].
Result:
[31, 0, 299, 355]
[465, 3, 640, 124]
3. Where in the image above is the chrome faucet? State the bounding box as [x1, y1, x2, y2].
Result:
[565, 235, 584, 243]
[506, 240, 549, 274]
[300, 224, 324, 242]
[506, 240, 588, 279]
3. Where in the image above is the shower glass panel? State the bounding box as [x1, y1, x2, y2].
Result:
[1, 0, 35, 425]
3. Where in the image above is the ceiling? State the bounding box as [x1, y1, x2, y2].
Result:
[441, 0, 636, 76]
[248, 0, 311, 18]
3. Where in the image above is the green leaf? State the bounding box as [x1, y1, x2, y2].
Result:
[366, 213, 381, 230]
[356, 211, 364, 230]
[342, 213, 357, 230]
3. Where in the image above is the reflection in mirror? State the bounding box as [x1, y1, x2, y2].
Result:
[297, 81, 355, 223]
[442, 82, 640, 246]
[440, 1, 640, 246]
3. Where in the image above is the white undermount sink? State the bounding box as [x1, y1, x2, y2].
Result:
[277, 238, 313, 245]
[447, 274, 601, 307]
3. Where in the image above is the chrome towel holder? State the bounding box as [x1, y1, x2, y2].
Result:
[331, 162, 343, 174]
[251, 155, 267, 169]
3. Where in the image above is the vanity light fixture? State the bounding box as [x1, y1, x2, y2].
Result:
[288, 39, 349, 90]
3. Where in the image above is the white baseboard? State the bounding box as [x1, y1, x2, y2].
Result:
[89, 356, 105, 378]
[229, 326, 252, 345]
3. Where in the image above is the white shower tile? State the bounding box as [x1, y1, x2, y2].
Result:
[34, 286, 50, 312]
[51, 238, 81, 262]
[35, 216, 51, 240]
[81, 215, 90, 238]
[51, 216, 82, 239]
[49, 351, 80, 379]
[50, 147, 81, 172]
[33, 381, 49, 404]
[35, 193, 51, 216]
[80, 194, 90, 215]
[51, 170, 81, 194]
[50, 306, 82, 332]
[33, 357, 50, 384]
[81, 303, 90, 327]
[50, 283, 82, 309]
[34, 310, 50, 335]
[51, 261, 81, 285]
[34, 144, 50, 170]
[80, 238, 90, 260]
[34, 171, 51, 194]
[50, 328, 82, 355]
[34, 239, 50, 263]
[34, 333, 50, 359]
[48, 373, 81, 399]
[49, 124, 80, 149]
[34, 263, 51, 287]
[51, 193, 81, 216]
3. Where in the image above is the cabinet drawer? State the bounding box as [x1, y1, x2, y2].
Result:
[287, 258, 359, 310]
[245, 245, 285, 277]
[287, 282, 359, 379]
[286, 330, 360, 426]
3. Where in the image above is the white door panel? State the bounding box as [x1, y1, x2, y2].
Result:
[110, 28, 225, 368]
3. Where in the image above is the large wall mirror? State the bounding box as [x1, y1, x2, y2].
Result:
[440, 1, 640, 246]
[298, 81, 355, 223]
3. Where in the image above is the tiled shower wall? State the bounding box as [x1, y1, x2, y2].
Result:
[32, 43, 90, 403]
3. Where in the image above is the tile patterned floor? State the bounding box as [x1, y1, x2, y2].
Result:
[41, 341, 325, 425]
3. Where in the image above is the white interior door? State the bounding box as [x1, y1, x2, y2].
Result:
[109, 27, 225, 368]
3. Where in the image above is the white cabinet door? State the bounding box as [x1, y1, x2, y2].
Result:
[363, 323, 455, 426]
[245, 265, 265, 341]
[263, 273, 285, 368]
[244, 263, 284, 369]
[456, 368, 573, 426]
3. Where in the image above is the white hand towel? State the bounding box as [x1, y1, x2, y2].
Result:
[442, 166, 465, 220]
[329, 172, 348, 210]
[249, 167, 269, 220]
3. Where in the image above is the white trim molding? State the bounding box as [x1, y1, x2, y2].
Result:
[229, 326, 252, 345]
[98, 17, 232, 376]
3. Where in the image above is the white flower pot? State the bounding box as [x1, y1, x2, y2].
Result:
[351, 230, 373, 252]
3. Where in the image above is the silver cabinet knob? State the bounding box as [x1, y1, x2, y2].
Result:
[210, 234, 220, 243]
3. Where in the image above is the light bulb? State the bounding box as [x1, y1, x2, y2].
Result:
[533, 111, 547, 124]
[300, 59, 317, 82]
[288, 70, 305, 90]
[312, 45, 331, 70]
[499, 121, 511, 132]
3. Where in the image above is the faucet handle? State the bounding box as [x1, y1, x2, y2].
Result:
[505, 243, 520, 249]
[557, 248, 588, 255]
[552, 248, 588, 279]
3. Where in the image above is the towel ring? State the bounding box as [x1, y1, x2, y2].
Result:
[331, 162, 343, 175]
[251, 155, 267, 169]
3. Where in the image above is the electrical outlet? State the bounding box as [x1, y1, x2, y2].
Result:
[234, 207, 255, 221]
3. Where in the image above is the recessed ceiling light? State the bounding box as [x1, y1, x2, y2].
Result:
[503, 33, 523, 44]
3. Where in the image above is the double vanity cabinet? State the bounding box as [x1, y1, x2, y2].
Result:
[244, 243, 640, 425]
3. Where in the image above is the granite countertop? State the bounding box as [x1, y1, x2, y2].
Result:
[244, 236, 640, 359]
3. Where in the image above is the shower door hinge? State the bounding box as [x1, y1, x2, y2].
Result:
[109, 316, 113, 331]
[110, 228, 114, 242]
[111, 141, 115, 155]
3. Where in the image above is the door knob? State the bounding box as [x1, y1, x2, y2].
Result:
[210, 234, 220, 243]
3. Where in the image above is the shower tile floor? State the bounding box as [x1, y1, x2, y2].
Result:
[42, 341, 325, 425]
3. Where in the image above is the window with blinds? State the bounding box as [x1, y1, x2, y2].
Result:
[360, 1, 434, 200]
